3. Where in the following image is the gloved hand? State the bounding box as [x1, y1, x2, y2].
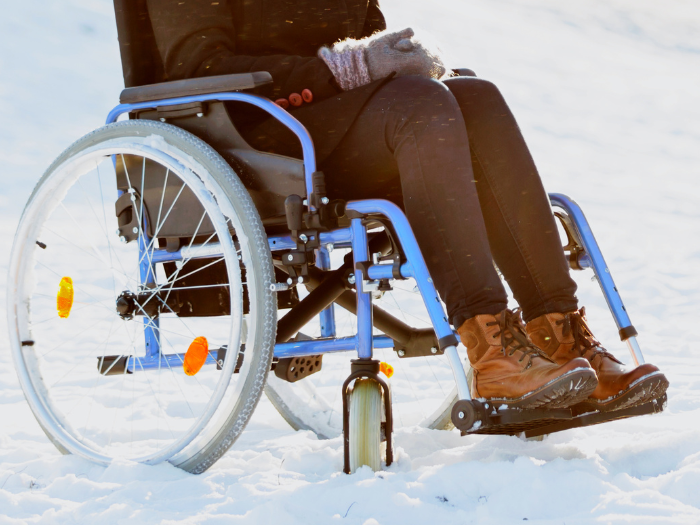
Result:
[318, 28, 446, 92]
[365, 28, 446, 81]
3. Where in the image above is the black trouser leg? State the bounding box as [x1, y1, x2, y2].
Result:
[443, 77, 578, 322]
[320, 76, 508, 326]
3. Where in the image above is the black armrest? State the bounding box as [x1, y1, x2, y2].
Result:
[120, 72, 273, 104]
[452, 68, 477, 77]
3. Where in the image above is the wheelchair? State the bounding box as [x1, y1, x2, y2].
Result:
[6, 3, 665, 475]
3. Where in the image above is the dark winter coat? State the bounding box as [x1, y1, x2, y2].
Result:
[115, 0, 390, 163]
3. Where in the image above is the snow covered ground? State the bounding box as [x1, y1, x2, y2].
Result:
[1, 0, 699, 523]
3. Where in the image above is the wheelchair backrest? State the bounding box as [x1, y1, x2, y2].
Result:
[111, 0, 306, 232]
[113, 0, 166, 88]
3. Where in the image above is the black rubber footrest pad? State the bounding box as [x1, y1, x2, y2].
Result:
[460, 393, 667, 437]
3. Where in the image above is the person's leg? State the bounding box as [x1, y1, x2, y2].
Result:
[321, 76, 597, 409]
[443, 76, 667, 409]
[321, 75, 507, 327]
[443, 76, 578, 323]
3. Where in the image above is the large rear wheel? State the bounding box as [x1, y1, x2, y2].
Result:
[7, 121, 277, 473]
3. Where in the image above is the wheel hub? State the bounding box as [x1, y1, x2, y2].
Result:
[115, 291, 137, 320]
[115, 290, 162, 320]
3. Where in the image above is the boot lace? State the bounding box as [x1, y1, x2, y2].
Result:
[556, 307, 619, 363]
[486, 309, 554, 368]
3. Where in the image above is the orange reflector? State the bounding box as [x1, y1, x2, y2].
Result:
[379, 361, 394, 378]
[56, 277, 74, 318]
[183, 336, 209, 376]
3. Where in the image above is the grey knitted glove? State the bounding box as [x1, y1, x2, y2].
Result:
[366, 28, 446, 81]
[318, 28, 446, 91]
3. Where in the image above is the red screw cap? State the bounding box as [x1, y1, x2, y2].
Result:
[289, 93, 303, 107]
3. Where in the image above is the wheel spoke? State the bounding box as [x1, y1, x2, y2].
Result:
[57, 201, 114, 271]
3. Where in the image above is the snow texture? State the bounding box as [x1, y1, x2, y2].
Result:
[1, 0, 700, 523]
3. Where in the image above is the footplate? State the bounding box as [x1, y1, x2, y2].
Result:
[452, 394, 667, 437]
[523, 393, 667, 438]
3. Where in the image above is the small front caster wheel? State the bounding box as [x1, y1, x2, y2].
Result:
[348, 378, 383, 472]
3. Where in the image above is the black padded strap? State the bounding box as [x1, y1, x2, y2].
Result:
[120, 72, 273, 104]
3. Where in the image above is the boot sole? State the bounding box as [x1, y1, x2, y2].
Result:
[573, 371, 669, 413]
[481, 368, 598, 410]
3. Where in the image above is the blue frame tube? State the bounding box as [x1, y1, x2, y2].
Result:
[366, 262, 413, 281]
[147, 228, 353, 262]
[346, 200, 472, 401]
[106, 92, 318, 209]
[548, 194, 634, 334]
[267, 228, 353, 252]
[275, 335, 393, 359]
[137, 205, 160, 359]
[127, 353, 217, 373]
[549, 193, 645, 365]
[347, 200, 453, 342]
[316, 246, 337, 337]
[351, 218, 374, 359]
[126, 336, 395, 372]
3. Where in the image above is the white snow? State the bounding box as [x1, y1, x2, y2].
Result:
[1, 0, 700, 523]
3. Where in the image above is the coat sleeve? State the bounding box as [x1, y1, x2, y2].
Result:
[147, 0, 339, 101]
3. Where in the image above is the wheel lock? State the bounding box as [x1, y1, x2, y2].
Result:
[274, 355, 323, 382]
[280, 182, 347, 286]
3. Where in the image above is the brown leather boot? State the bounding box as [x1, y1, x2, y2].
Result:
[457, 309, 597, 409]
[526, 308, 668, 411]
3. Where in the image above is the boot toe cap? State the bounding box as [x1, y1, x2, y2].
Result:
[560, 357, 595, 374]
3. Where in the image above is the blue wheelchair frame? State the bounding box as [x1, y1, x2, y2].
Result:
[106, 91, 646, 405]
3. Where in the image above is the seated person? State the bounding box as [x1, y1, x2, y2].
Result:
[146, 0, 668, 410]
